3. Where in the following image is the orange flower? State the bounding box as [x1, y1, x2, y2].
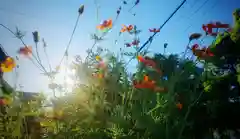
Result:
[191, 44, 214, 59]
[143, 74, 149, 82]
[0, 57, 16, 72]
[133, 75, 166, 92]
[133, 75, 155, 89]
[137, 55, 144, 62]
[97, 19, 113, 30]
[92, 72, 104, 79]
[98, 73, 104, 78]
[18, 46, 32, 57]
[137, 56, 156, 67]
[120, 25, 133, 33]
[137, 55, 162, 75]
[176, 102, 183, 110]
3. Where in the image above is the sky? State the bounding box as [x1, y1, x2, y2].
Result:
[0, 0, 239, 96]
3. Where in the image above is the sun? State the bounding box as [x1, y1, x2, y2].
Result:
[50, 64, 77, 96]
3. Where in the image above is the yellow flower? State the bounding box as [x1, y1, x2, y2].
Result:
[96, 55, 101, 61]
[1, 57, 16, 72]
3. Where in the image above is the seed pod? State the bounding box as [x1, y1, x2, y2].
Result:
[78, 5, 84, 15]
[189, 33, 202, 41]
[32, 31, 39, 43]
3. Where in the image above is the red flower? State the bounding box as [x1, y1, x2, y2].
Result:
[132, 39, 140, 46]
[133, 75, 156, 89]
[202, 22, 230, 36]
[125, 43, 132, 47]
[149, 28, 160, 33]
[137, 55, 162, 75]
[191, 44, 199, 51]
[191, 44, 214, 58]
[133, 75, 165, 92]
[176, 102, 183, 110]
[18, 46, 32, 57]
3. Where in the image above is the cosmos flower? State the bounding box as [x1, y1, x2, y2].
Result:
[149, 28, 160, 33]
[202, 22, 230, 36]
[18, 46, 32, 57]
[97, 19, 113, 31]
[191, 44, 214, 59]
[0, 57, 16, 72]
[120, 25, 133, 33]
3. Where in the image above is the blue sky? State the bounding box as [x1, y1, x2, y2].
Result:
[0, 0, 239, 95]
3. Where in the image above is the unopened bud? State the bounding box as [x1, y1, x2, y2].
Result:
[78, 5, 84, 15]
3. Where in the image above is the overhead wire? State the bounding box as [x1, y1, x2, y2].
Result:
[186, 0, 210, 21]
[170, 0, 219, 59]
[172, 0, 200, 24]
[43, 39, 52, 72]
[201, 0, 219, 17]
[182, 0, 213, 32]
[181, 0, 221, 58]
[125, 0, 187, 67]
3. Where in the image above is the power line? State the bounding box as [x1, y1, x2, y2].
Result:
[173, 0, 200, 24]
[183, 0, 211, 32]
[125, 0, 187, 67]
[186, 0, 210, 21]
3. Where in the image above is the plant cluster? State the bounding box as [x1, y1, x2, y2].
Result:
[0, 2, 239, 139]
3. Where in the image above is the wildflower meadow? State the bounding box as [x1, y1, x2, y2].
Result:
[0, 0, 240, 139]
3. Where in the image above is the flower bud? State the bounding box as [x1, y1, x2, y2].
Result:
[78, 5, 84, 15]
[32, 31, 39, 43]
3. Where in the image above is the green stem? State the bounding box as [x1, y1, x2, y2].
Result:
[44, 47, 52, 72]
[35, 43, 42, 68]
[182, 41, 190, 59]
[177, 91, 203, 139]
[166, 117, 169, 139]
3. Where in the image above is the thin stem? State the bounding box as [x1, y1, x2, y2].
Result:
[35, 42, 42, 67]
[58, 14, 80, 67]
[44, 47, 52, 72]
[94, 0, 100, 34]
[63, 55, 68, 94]
[28, 57, 45, 72]
[166, 117, 169, 139]
[182, 41, 191, 59]
[177, 88, 204, 139]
